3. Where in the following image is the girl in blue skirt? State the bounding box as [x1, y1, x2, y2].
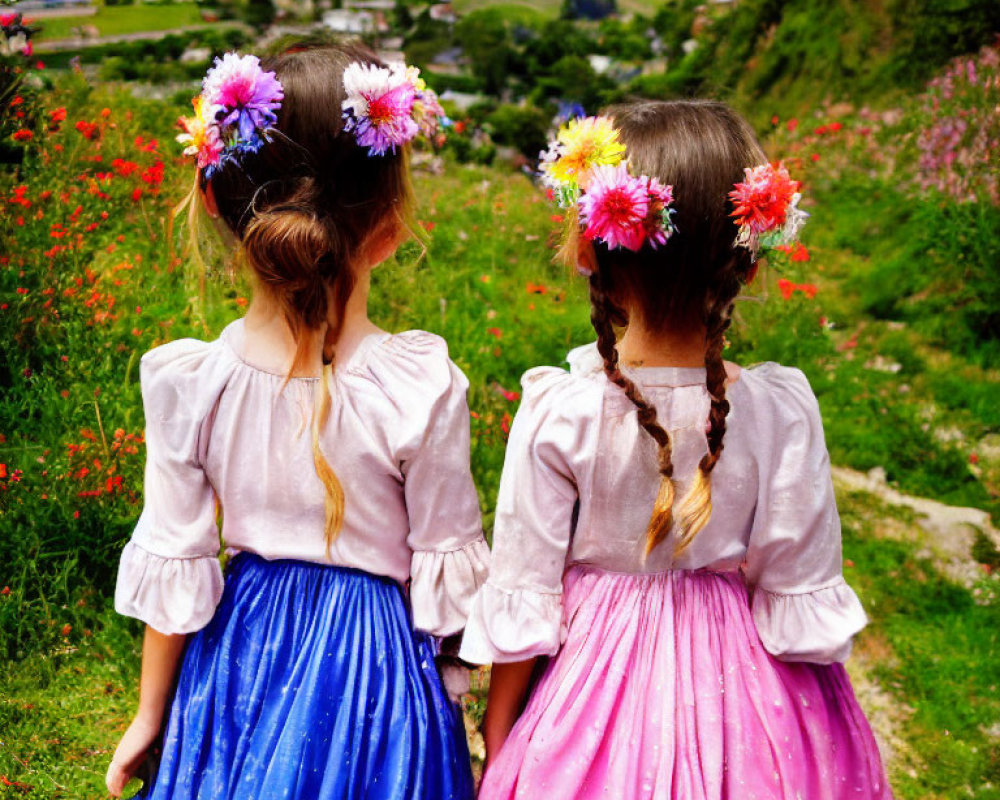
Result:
[105, 42, 487, 799]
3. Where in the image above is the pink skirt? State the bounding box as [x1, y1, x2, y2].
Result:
[480, 566, 892, 800]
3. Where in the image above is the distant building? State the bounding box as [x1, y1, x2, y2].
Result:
[322, 9, 374, 34]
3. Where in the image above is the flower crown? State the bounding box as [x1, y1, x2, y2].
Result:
[177, 52, 284, 178]
[341, 61, 445, 156]
[541, 115, 808, 272]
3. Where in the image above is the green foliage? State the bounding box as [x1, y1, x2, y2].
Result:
[484, 103, 549, 157]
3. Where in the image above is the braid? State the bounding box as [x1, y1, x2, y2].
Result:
[589, 274, 676, 556]
[674, 295, 736, 555]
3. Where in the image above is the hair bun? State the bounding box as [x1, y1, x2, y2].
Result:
[242, 205, 335, 329]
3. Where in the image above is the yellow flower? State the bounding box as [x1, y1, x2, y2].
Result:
[176, 97, 211, 157]
[543, 116, 626, 187]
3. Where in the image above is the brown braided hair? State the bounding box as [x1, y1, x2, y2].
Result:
[194, 41, 415, 549]
[572, 101, 766, 557]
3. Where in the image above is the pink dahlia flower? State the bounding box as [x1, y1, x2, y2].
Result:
[579, 163, 650, 251]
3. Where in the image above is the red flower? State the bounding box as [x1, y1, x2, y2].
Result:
[526, 282, 549, 295]
[501, 413, 512, 436]
[786, 118, 798, 132]
[74, 120, 99, 140]
[112, 158, 139, 177]
[141, 161, 164, 185]
[829, 122, 842, 132]
[729, 163, 800, 235]
[131, 188, 143, 202]
[12, 129, 33, 142]
[51, 107, 67, 123]
[61, 624, 72, 636]
[0, 464, 6, 479]
[789, 242, 810, 262]
[486, 327, 502, 339]
[811, 153, 820, 162]
[777, 278, 795, 300]
[100, 107, 111, 118]
[771, 115, 779, 126]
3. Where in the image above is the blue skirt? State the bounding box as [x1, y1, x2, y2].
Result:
[145, 553, 475, 800]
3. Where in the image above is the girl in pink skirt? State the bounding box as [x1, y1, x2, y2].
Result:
[460, 101, 892, 799]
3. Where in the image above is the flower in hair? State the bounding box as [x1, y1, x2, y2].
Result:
[177, 96, 223, 170]
[177, 52, 283, 177]
[202, 53, 283, 143]
[541, 115, 627, 203]
[578, 163, 677, 255]
[729, 162, 808, 252]
[342, 62, 419, 156]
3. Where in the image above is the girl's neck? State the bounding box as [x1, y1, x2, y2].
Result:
[243, 273, 382, 377]
[616, 322, 708, 368]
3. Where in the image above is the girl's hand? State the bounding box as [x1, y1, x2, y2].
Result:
[105, 713, 161, 797]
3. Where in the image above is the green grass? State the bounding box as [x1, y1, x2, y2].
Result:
[838, 491, 1000, 799]
[30, 3, 206, 42]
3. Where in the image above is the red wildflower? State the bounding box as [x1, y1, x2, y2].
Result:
[112, 158, 139, 177]
[786, 118, 798, 132]
[829, 122, 842, 132]
[777, 278, 795, 300]
[100, 107, 111, 118]
[141, 161, 164, 185]
[75, 120, 99, 139]
[789, 242, 810, 262]
[526, 282, 549, 295]
[51, 107, 67, 123]
[12, 129, 33, 142]
[9, 96, 23, 107]
[0, 464, 6, 479]
[61, 624, 72, 636]
[486, 327, 502, 339]
[811, 153, 820, 162]
[131, 188, 142, 202]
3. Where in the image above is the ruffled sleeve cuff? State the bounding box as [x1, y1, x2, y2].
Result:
[458, 582, 565, 665]
[751, 579, 867, 664]
[410, 538, 490, 637]
[114, 540, 224, 635]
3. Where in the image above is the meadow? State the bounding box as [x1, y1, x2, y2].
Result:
[1, 29, 999, 800]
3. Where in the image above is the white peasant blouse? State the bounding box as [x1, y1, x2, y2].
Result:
[460, 343, 867, 666]
[115, 318, 489, 637]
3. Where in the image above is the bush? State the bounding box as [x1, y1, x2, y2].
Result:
[484, 104, 550, 159]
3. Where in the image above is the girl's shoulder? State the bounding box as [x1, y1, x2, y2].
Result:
[515, 344, 607, 422]
[734, 361, 826, 447]
[138, 332, 237, 422]
[358, 328, 469, 408]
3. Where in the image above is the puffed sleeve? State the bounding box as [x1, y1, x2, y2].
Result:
[396, 333, 489, 637]
[114, 340, 226, 635]
[460, 367, 584, 664]
[744, 365, 867, 664]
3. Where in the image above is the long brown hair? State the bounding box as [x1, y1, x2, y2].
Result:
[578, 100, 765, 557]
[202, 42, 415, 548]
